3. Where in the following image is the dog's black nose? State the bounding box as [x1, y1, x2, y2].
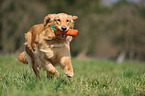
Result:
[61, 26, 67, 32]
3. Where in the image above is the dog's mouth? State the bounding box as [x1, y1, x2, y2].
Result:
[56, 31, 67, 39]
[57, 27, 68, 39]
[50, 25, 68, 39]
[58, 34, 66, 38]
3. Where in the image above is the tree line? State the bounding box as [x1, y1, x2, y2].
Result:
[1, 0, 145, 62]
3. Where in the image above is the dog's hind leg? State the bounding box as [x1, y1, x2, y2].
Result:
[25, 46, 40, 78]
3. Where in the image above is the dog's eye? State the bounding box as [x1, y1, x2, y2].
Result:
[66, 20, 69, 22]
[57, 19, 60, 22]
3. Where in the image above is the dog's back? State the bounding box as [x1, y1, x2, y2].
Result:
[17, 24, 44, 63]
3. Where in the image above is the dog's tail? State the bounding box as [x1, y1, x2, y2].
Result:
[17, 51, 28, 64]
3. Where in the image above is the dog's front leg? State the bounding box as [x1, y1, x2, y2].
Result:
[60, 56, 74, 77]
[43, 59, 59, 78]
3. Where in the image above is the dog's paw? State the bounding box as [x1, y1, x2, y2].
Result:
[66, 72, 74, 77]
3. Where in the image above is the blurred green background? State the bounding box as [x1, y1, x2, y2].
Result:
[1, 0, 145, 62]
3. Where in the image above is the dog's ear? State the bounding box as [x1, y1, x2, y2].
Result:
[72, 16, 78, 20]
[44, 14, 56, 27]
[44, 15, 50, 26]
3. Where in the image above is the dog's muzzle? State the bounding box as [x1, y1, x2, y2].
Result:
[61, 26, 67, 32]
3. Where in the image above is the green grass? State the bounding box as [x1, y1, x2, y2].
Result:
[0, 54, 145, 96]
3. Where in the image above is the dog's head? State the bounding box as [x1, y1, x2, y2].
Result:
[44, 13, 78, 32]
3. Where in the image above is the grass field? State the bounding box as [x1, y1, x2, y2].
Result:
[0, 54, 145, 96]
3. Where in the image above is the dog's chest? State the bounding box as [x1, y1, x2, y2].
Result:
[38, 34, 72, 59]
[39, 47, 54, 59]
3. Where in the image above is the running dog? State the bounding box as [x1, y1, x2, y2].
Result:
[17, 13, 78, 78]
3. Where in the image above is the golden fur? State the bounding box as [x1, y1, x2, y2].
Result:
[18, 13, 78, 78]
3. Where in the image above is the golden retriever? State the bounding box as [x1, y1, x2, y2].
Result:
[17, 13, 78, 78]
